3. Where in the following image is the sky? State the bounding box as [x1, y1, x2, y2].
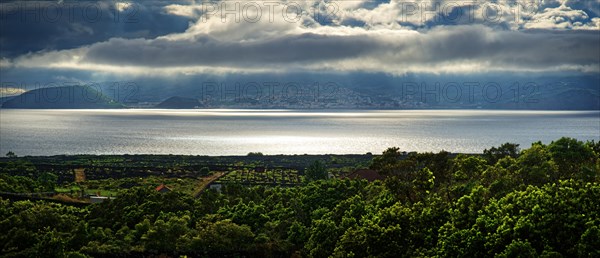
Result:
[0, 0, 599, 93]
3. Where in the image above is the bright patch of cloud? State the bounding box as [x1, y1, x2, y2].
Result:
[523, 4, 600, 29]
[0, 87, 26, 97]
[116, 2, 132, 12]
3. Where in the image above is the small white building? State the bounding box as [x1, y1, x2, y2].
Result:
[209, 183, 222, 192]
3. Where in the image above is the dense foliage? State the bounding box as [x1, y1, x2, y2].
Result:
[1, 137, 599, 257]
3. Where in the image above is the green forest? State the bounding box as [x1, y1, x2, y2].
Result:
[1, 137, 600, 257]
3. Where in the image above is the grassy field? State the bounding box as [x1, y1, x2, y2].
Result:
[216, 168, 303, 185]
[55, 175, 211, 197]
[55, 186, 118, 197]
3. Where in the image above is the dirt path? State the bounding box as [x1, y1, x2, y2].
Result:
[74, 168, 86, 182]
[193, 172, 224, 197]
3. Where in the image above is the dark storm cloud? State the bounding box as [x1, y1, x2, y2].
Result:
[0, 0, 191, 58]
[82, 33, 380, 66]
[411, 27, 600, 69]
[73, 25, 599, 72]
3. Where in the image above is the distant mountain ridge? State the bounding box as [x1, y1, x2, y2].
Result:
[155, 96, 202, 109]
[2, 74, 599, 110]
[106, 73, 600, 110]
[1, 86, 123, 109]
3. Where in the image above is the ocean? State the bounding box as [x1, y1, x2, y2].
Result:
[1, 109, 598, 156]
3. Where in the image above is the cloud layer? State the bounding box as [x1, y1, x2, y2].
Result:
[1, 0, 599, 76]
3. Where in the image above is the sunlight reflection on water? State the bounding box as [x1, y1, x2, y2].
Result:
[1, 109, 599, 155]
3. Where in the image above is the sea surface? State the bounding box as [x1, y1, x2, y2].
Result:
[1, 109, 599, 156]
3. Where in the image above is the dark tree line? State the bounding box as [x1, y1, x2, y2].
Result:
[1, 137, 599, 257]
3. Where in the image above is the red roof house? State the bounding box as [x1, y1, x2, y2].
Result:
[155, 184, 171, 193]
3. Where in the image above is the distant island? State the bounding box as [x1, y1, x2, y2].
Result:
[1, 86, 123, 109]
[155, 96, 203, 109]
[1, 82, 599, 110]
